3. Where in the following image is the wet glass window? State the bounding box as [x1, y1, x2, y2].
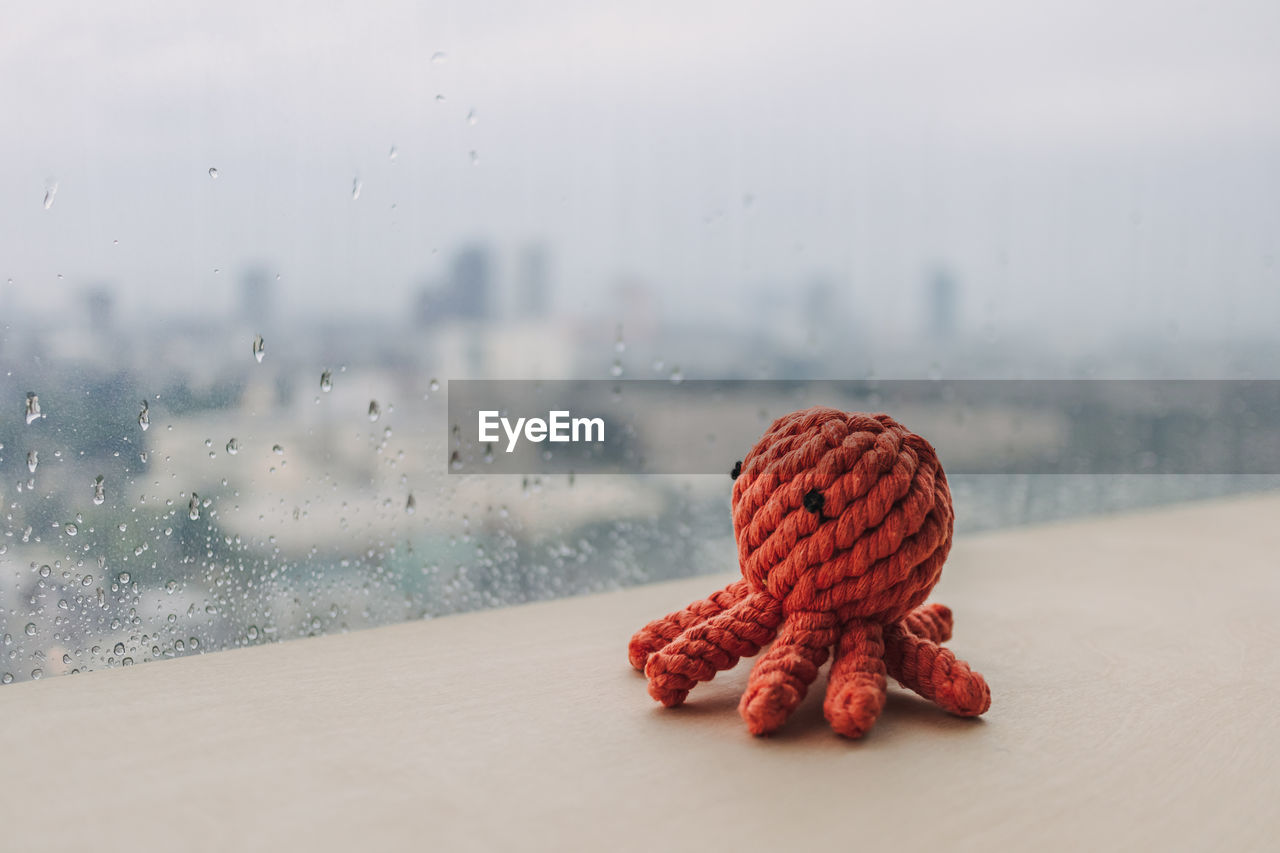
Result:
[3, 2, 1279, 684]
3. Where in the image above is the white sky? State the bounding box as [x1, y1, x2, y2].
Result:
[2, 0, 1278, 342]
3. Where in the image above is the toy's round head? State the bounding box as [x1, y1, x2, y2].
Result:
[730, 407, 953, 623]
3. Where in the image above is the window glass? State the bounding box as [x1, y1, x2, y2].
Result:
[4, 1, 1279, 683]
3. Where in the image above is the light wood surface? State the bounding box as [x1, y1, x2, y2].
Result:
[3, 494, 1279, 852]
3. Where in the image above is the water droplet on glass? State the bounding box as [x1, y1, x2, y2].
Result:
[351, 178, 362, 201]
[388, 146, 398, 161]
[669, 366, 684, 384]
[466, 109, 478, 126]
[368, 400, 381, 422]
[43, 185, 57, 210]
[429, 378, 440, 393]
[272, 444, 284, 455]
[610, 359, 623, 377]
[25, 392, 42, 425]
[114, 642, 126, 656]
[431, 51, 447, 64]
[208, 167, 219, 179]
[138, 400, 150, 431]
[93, 475, 106, 505]
[252, 334, 266, 363]
[38, 564, 51, 578]
[188, 493, 200, 521]
[320, 370, 333, 393]
[24, 623, 36, 637]
[64, 522, 77, 536]
[469, 150, 479, 166]
[1, 673, 12, 684]
[30, 668, 42, 680]
[26, 450, 37, 473]
[405, 493, 416, 515]
[247, 625, 260, 641]
[226, 438, 239, 455]
[118, 571, 130, 585]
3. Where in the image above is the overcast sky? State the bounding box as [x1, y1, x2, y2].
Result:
[2, 0, 1279, 343]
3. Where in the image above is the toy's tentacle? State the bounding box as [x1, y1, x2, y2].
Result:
[883, 622, 990, 717]
[628, 580, 751, 670]
[644, 591, 782, 707]
[823, 620, 888, 739]
[738, 611, 840, 736]
[901, 602, 952, 644]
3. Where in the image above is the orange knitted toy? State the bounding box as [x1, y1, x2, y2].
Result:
[629, 406, 991, 738]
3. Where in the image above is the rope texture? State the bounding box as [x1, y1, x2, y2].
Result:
[629, 406, 991, 738]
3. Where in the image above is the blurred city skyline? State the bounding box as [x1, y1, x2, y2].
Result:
[3, 0, 1280, 348]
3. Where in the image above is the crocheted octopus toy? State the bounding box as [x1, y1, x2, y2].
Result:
[629, 406, 991, 738]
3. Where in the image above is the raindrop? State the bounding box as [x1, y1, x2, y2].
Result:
[43, 185, 57, 210]
[610, 359, 623, 377]
[188, 493, 200, 521]
[469, 150, 479, 166]
[320, 370, 333, 393]
[64, 522, 77, 536]
[26, 450, 37, 473]
[118, 571, 130, 585]
[615, 324, 626, 353]
[226, 438, 239, 455]
[24, 623, 36, 637]
[93, 475, 106, 505]
[435, 94, 446, 103]
[669, 366, 684, 384]
[466, 108, 478, 126]
[30, 669, 42, 680]
[208, 167, 219, 179]
[1, 673, 11, 684]
[431, 51, 447, 64]
[25, 392, 42, 424]
[351, 178, 362, 201]
[368, 400, 381, 422]
[405, 493, 416, 515]
[429, 378, 440, 392]
[114, 643, 126, 656]
[252, 335, 266, 363]
[138, 400, 150, 431]
[247, 625, 260, 641]
[388, 146, 398, 161]
[272, 444, 284, 455]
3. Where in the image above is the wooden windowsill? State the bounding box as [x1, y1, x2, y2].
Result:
[3, 494, 1278, 851]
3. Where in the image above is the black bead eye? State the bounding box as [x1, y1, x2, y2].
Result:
[730, 460, 742, 480]
[803, 489, 824, 514]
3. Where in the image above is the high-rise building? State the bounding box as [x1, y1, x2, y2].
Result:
[413, 244, 494, 326]
[928, 269, 958, 339]
[85, 286, 115, 334]
[519, 244, 551, 317]
[240, 266, 275, 324]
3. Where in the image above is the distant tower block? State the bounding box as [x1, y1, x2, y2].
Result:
[85, 286, 115, 334]
[928, 269, 958, 339]
[240, 266, 276, 324]
[519, 244, 551, 318]
[450, 244, 492, 320]
[413, 244, 495, 327]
